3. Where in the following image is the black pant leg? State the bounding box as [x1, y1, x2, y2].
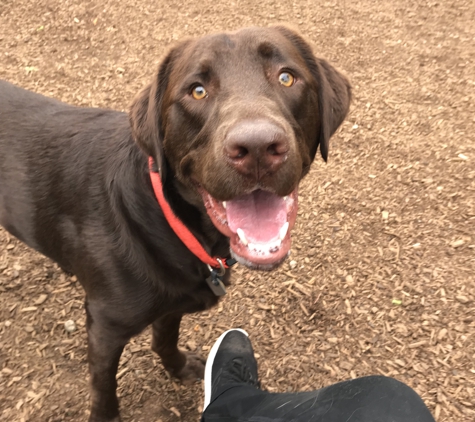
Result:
[202, 375, 435, 422]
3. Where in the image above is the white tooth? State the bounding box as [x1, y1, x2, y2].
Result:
[222, 201, 227, 209]
[272, 239, 282, 251]
[237, 228, 248, 246]
[279, 222, 289, 240]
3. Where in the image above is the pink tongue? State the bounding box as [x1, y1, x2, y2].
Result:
[226, 190, 287, 243]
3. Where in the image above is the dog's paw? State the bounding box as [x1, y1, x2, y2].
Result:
[89, 417, 121, 422]
[87, 408, 121, 422]
[174, 352, 206, 385]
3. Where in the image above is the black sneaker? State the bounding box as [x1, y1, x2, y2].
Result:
[204, 329, 260, 409]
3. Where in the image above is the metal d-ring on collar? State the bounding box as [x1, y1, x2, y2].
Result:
[206, 258, 227, 296]
[208, 258, 226, 277]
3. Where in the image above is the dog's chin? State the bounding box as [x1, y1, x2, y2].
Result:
[197, 185, 298, 270]
[230, 249, 290, 271]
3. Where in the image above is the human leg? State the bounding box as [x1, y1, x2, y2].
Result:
[204, 375, 435, 422]
[202, 330, 435, 422]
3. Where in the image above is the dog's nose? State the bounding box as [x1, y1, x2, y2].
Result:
[224, 120, 289, 178]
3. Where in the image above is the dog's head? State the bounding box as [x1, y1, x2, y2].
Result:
[130, 26, 351, 270]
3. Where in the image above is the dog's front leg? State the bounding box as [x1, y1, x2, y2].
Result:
[152, 313, 205, 384]
[86, 299, 129, 422]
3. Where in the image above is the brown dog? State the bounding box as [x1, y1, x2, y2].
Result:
[0, 26, 350, 421]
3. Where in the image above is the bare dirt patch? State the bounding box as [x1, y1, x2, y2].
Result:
[1, 0, 474, 421]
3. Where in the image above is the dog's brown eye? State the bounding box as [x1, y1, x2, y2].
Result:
[278, 72, 294, 87]
[191, 85, 207, 100]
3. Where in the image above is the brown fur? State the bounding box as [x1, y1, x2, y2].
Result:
[0, 26, 350, 421]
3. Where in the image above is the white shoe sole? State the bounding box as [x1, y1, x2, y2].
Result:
[203, 328, 249, 410]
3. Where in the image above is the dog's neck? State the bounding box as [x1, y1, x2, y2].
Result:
[158, 166, 231, 267]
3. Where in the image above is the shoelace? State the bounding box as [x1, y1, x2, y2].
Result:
[210, 358, 261, 405]
[228, 358, 260, 388]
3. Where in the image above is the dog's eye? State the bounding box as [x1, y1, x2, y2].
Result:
[191, 85, 208, 100]
[278, 72, 294, 87]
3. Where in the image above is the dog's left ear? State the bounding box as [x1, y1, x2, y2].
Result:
[273, 26, 352, 162]
[129, 40, 192, 180]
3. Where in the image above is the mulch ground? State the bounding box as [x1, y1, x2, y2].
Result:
[0, 0, 474, 421]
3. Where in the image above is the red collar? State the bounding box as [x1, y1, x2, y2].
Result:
[148, 157, 233, 271]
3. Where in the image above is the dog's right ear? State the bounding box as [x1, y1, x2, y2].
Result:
[129, 40, 191, 181]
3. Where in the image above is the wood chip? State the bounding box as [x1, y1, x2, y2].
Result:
[20, 306, 38, 312]
[169, 407, 181, 417]
[116, 368, 129, 379]
[286, 287, 302, 297]
[437, 328, 448, 341]
[34, 294, 48, 305]
[450, 239, 465, 248]
[299, 302, 309, 316]
[408, 340, 428, 349]
[456, 295, 470, 304]
[345, 299, 352, 314]
[292, 281, 311, 296]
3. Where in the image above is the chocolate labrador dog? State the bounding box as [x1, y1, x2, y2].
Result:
[0, 26, 350, 421]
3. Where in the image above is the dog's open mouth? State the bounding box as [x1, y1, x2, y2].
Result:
[198, 187, 298, 270]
